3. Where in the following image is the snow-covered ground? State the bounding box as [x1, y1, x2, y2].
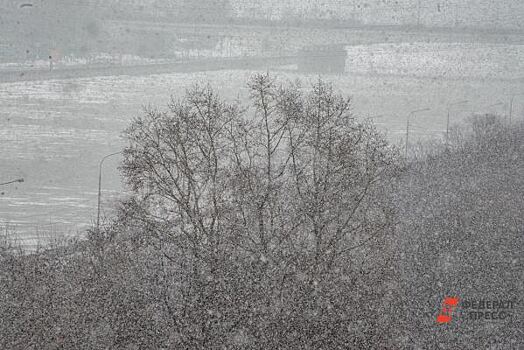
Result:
[0, 36, 263, 73]
[345, 42, 524, 79]
[0, 54, 176, 72]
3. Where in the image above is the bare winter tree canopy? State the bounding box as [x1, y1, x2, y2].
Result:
[121, 74, 399, 261]
[116, 74, 401, 347]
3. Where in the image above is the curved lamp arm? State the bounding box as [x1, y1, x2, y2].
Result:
[97, 152, 122, 232]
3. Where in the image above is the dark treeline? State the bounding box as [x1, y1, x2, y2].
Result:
[1, 75, 522, 349]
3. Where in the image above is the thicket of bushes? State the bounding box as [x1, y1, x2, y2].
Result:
[1, 76, 522, 349]
[396, 115, 523, 349]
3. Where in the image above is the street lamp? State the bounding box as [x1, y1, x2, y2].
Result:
[97, 151, 121, 233]
[446, 100, 468, 145]
[509, 93, 524, 123]
[416, 0, 422, 26]
[405, 108, 430, 158]
[0, 178, 24, 186]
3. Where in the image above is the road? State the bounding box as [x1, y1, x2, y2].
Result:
[0, 56, 297, 83]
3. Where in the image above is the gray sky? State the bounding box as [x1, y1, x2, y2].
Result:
[1, 0, 523, 29]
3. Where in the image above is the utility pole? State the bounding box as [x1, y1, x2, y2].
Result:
[406, 108, 430, 158]
[96, 152, 121, 233]
[417, 0, 421, 26]
[446, 100, 468, 146]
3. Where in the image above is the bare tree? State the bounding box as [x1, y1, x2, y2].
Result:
[120, 73, 401, 347]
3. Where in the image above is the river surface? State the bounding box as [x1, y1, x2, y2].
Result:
[1, 41, 523, 246]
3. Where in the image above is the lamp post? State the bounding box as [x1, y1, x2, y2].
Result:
[446, 100, 468, 145]
[416, 0, 422, 26]
[405, 108, 430, 158]
[509, 93, 524, 124]
[0, 178, 24, 186]
[96, 152, 121, 233]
